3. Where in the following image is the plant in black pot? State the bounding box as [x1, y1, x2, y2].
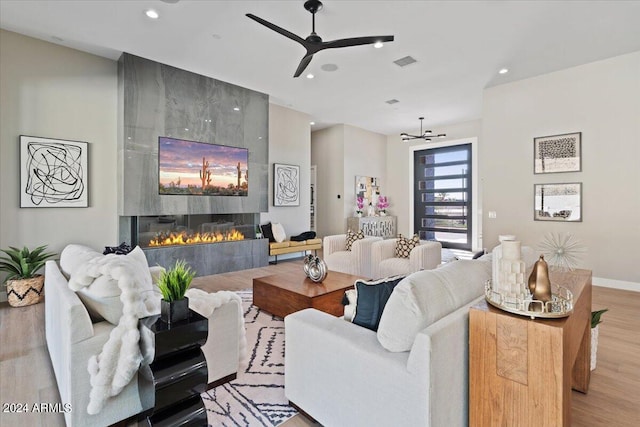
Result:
[156, 260, 195, 325]
[0, 245, 56, 307]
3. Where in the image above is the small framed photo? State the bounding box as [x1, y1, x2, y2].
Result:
[534, 183, 581, 222]
[534, 132, 581, 174]
[273, 163, 300, 206]
[20, 135, 89, 208]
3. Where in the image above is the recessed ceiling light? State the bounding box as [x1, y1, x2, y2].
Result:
[499, 68, 509, 74]
[310, 121, 315, 125]
[145, 9, 159, 19]
[184, 128, 189, 131]
[373, 41, 384, 48]
[233, 107, 240, 111]
[321, 63, 338, 72]
[306, 73, 314, 79]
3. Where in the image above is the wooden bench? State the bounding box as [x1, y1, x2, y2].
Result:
[268, 238, 322, 264]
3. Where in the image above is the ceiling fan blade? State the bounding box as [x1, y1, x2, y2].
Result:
[246, 13, 306, 45]
[293, 53, 315, 78]
[322, 35, 394, 50]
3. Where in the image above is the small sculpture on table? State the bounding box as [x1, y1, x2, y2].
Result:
[527, 255, 552, 312]
[303, 254, 328, 283]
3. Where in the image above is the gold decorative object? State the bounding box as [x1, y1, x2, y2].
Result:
[303, 254, 328, 283]
[528, 255, 552, 312]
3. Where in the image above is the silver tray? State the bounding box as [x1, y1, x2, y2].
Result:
[484, 281, 573, 319]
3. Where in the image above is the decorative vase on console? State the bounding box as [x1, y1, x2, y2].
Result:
[495, 239, 527, 300]
[367, 202, 375, 217]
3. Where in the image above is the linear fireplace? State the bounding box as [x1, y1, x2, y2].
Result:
[125, 213, 268, 276]
[132, 214, 258, 248]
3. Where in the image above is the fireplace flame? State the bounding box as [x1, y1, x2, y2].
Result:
[149, 229, 245, 247]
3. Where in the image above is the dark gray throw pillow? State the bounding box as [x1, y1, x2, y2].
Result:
[261, 223, 276, 243]
[352, 275, 405, 331]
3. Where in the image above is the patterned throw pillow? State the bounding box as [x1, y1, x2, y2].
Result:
[345, 229, 365, 251]
[395, 234, 420, 258]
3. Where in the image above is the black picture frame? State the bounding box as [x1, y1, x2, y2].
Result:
[534, 132, 581, 174]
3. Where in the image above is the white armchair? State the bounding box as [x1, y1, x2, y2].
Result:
[371, 239, 442, 279]
[323, 234, 382, 278]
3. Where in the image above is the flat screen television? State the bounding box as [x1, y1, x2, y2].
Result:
[158, 136, 248, 196]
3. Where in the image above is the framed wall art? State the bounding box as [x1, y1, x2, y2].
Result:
[534, 182, 581, 222]
[534, 132, 581, 174]
[20, 135, 89, 208]
[273, 163, 300, 206]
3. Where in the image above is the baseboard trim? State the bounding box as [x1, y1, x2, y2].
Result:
[207, 372, 237, 390]
[593, 276, 640, 292]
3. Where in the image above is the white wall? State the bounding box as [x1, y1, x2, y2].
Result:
[311, 126, 344, 237]
[0, 30, 118, 297]
[482, 51, 640, 288]
[385, 120, 482, 237]
[343, 125, 387, 223]
[261, 104, 311, 240]
[311, 124, 387, 237]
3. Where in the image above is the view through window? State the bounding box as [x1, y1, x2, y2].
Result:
[414, 143, 472, 250]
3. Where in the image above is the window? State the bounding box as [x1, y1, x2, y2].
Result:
[413, 144, 472, 250]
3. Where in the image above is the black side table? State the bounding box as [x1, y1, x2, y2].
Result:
[138, 309, 208, 426]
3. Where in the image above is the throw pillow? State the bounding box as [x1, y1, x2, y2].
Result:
[261, 223, 276, 243]
[345, 229, 365, 251]
[272, 223, 286, 243]
[352, 275, 405, 331]
[395, 234, 420, 258]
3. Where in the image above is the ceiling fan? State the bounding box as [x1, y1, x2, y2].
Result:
[246, 0, 394, 78]
[401, 117, 446, 141]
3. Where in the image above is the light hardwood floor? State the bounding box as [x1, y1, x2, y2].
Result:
[0, 259, 638, 426]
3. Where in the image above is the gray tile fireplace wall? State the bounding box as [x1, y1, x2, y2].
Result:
[117, 53, 269, 272]
[117, 53, 268, 218]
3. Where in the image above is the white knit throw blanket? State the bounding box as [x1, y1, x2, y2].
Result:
[69, 254, 158, 415]
[68, 254, 247, 415]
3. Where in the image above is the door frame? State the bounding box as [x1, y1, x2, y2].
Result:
[409, 137, 481, 251]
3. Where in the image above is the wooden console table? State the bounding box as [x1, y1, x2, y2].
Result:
[469, 269, 592, 426]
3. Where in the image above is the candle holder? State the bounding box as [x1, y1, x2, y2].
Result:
[484, 280, 573, 319]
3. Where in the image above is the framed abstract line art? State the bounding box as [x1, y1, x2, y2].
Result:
[273, 163, 300, 206]
[534, 132, 581, 174]
[20, 135, 89, 208]
[534, 183, 582, 222]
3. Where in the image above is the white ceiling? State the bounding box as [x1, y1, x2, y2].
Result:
[1, 0, 640, 136]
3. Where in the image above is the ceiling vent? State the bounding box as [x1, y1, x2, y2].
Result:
[393, 56, 417, 67]
[385, 99, 399, 105]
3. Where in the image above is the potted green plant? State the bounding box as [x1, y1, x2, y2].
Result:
[591, 308, 608, 371]
[0, 245, 56, 307]
[156, 259, 195, 324]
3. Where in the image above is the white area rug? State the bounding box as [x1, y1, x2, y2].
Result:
[203, 290, 297, 426]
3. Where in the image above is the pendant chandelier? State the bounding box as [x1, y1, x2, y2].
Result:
[400, 117, 446, 141]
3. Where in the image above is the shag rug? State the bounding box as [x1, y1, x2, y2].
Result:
[203, 290, 298, 426]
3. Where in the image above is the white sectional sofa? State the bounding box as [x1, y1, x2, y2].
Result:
[284, 257, 493, 427]
[44, 244, 242, 427]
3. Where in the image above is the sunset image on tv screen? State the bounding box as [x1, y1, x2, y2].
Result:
[158, 137, 248, 196]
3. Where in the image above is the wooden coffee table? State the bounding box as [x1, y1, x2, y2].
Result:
[253, 270, 362, 318]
